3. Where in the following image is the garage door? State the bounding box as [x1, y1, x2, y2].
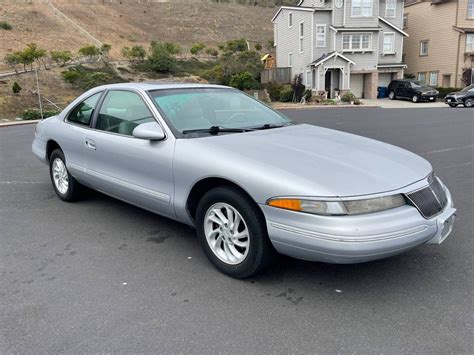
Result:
[350, 74, 364, 98]
[378, 73, 393, 87]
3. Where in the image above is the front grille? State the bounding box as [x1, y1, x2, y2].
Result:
[405, 176, 448, 219]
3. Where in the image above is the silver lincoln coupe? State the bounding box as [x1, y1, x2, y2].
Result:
[32, 83, 456, 278]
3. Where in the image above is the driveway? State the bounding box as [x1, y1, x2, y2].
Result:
[1, 107, 473, 353]
[362, 98, 447, 108]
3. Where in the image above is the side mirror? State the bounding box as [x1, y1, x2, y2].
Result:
[132, 122, 166, 141]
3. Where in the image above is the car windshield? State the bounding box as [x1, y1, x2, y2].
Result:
[149, 88, 291, 135]
[410, 81, 423, 88]
[460, 84, 474, 92]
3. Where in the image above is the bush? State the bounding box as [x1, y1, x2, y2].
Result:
[205, 47, 219, 57]
[279, 85, 293, 102]
[436, 87, 462, 99]
[190, 43, 206, 56]
[229, 71, 259, 91]
[341, 92, 357, 103]
[266, 83, 284, 102]
[254, 43, 262, 51]
[78, 45, 100, 60]
[148, 41, 176, 72]
[0, 21, 12, 30]
[61, 65, 124, 90]
[22, 108, 60, 120]
[303, 89, 312, 101]
[12, 82, 22, 94]
[122, 45, 146, 63]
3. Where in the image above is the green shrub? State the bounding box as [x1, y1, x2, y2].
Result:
[22, 108, 60, 120]
[148, 42, 176, 72]
[61, 65, 124, 90]
[12, 82, 22, 94]
[436, 87, 462, 99]
[303, 89, 312, 101]
[122, 45, 146, 63]
[254, 43, 262, 51]
[190, 43, 206, 56]
[0, 21, 12, 30]
[205, 47, 219, 57]
[78, 45, 100, 60]
[229, 71, 259, 91]
[279, 85, 293, 102]
[341, 92, 356, 103]
[266, 83, 284, 102]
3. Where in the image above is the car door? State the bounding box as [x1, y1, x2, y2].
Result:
[61, 91, 103, 185]
[84, 89, 176, 218]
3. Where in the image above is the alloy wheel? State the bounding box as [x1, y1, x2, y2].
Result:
[52, 158, 69, 194]
[204, 202, 250, 265]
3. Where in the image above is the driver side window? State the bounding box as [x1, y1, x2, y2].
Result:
[67, 92, 101, 126]
[96, 90, 155, 136]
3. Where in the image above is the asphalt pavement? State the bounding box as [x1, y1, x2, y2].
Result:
[1, 107, 473, 353]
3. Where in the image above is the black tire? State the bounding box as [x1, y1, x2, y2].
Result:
[464, 98, 474, 108]
[448, 103, 458, 108]
[49, 149, 82, 202]
[412, 94, 420, 103]
[388, 91, 396, 100]
[195, 186, 275, 278]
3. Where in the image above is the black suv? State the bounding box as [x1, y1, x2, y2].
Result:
[387, 79, 439, 103]
[444, 84, 474, 108]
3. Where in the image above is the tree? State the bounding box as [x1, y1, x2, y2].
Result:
[4, 52, 21, 74]
[12, 81, 22, 94]
[190, 43, 206, 56]
[79, 45, 101, 61]
[148, 42, 176, 72]
[23, 43, 47, 69]
[50, 50, 73, 66]
[122, 45, 146, 63]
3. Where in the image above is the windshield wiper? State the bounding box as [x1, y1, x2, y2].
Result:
[182, 126, 255, 135]
[251, 123, 290, 130]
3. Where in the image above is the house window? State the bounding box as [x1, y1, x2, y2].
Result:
[316, 24, 326, 47]
[418, 72, 426, 84]
[468, 0, 474, 19]
[288, 52, 293, 66]
[386, 0, 396, 18]
[429, 72, 438, 86]
[420, 40, 429, 56]
[466, 33, 474, 53]
[352, 0, 373, 17]
[288, 12, 293, 28]
[342, 33, 372, 51]
[299, 22, 304, 53]
[383, 33, 395, 54]
[403, 14, 408, 29]
[305, 70, 311, 87]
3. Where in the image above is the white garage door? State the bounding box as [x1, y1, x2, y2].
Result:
[378, 73, 393, 87]
[350, 74, 364, 98]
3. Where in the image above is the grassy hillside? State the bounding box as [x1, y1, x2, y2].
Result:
[0, 0, 285, 67]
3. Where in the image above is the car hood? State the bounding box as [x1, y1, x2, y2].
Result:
[192, 124, 432, 197]
[446, 91, 465, 96]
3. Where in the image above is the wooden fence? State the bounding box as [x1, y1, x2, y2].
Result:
[260, 67, 291, 84]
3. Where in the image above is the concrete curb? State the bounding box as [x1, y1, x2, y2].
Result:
[273, 104, 379, 110]
[0, 120, 40, 127]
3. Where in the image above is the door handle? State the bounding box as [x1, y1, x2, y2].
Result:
[85, 139, 96, 150]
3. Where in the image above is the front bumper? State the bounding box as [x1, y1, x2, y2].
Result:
[420, 94, 438, 102]
[445, 96, 463, 104]
[261, 183, 455, 264]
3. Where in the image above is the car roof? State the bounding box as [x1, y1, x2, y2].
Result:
[94, 82, 230, 92]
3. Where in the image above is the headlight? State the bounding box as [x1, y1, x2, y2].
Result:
[267, 195, 406, 216]
[422, 92, 428, 95]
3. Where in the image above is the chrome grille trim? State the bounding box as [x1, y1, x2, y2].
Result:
[405, 176, 447, 219]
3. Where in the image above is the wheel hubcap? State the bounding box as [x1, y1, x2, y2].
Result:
[52, 158, 69, 194]
[204, 202, 250, 265]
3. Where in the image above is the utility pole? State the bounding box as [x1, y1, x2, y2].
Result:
[35, 68, 44, 120]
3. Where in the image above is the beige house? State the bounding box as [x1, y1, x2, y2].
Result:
[403, 0, 474, 88]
